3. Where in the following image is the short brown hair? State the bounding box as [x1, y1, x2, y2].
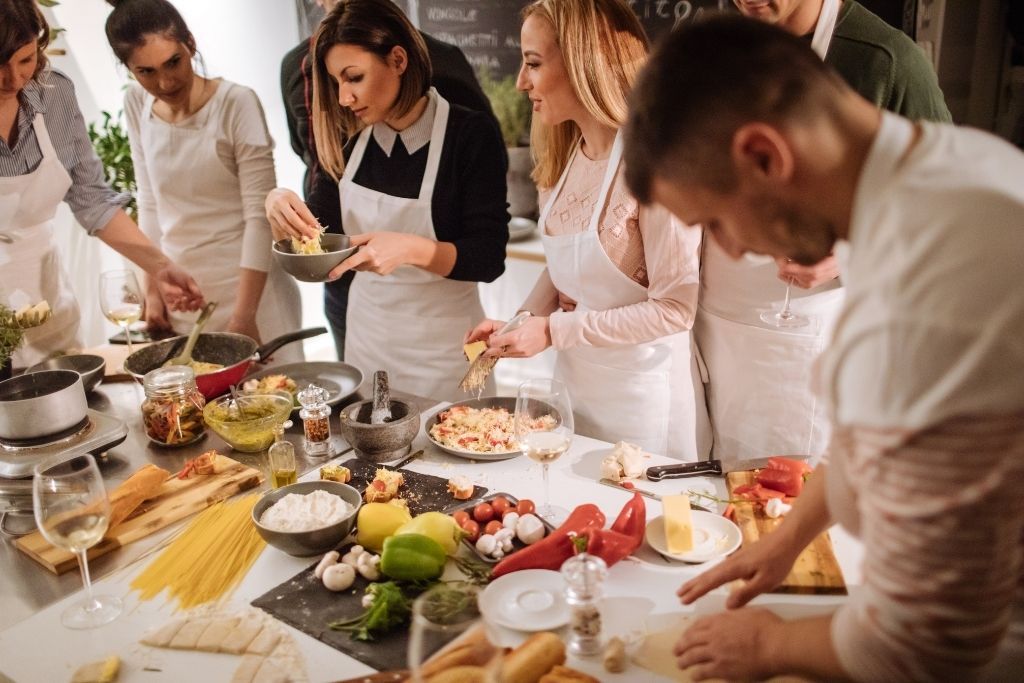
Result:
[311, 0, 431, 180]
[623, 15, 846, 202]
[0, 0, 50, 80]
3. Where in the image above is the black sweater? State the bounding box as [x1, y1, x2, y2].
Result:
[307, 103, 510, 285]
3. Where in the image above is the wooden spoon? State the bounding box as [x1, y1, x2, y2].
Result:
[163, 301, 217, 368]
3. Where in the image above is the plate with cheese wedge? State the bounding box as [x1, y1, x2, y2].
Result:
[645, 511, 741, 564]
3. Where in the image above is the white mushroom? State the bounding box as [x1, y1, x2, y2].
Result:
[493, 527, 515, 552]
[475, 534, 497, 556]
[356, 552, 381, 580]
[765, 498, 793, 519]
[502, 512, 520, 530]
[322, 563, 356, 592]
[516, 514, 545, 545]
[341, 545, 365, 567]
[314, 550, 341, 579]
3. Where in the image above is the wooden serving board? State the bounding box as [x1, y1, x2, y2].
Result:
[82, 343, 152, 382]
[16, 456, 262, 574]
[726, 470, 846, 595]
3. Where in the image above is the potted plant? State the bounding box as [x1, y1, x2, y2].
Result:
[0, 302, 52, 380]
[88, 111, 138, 220]
[478, 68, 536, 219]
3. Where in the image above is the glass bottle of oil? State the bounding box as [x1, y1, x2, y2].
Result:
[268, 422, 297, 488]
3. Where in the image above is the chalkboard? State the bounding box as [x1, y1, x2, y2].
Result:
[410, 0, 734, 79]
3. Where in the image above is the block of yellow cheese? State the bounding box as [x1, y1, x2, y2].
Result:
[463, 341, 487, 363]
[662, 495, 694, 554]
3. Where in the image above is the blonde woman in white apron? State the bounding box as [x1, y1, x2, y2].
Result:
[265, 0, 509, 400]
[466, 0, 710, 460]
[107, 0, 301, 359]
[1, 1, 203, 369]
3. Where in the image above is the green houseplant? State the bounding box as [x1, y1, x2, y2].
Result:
[478, 68, 537, 219]
[87, 111, 138, 220]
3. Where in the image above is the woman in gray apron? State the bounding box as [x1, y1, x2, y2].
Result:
[0, 0, 203, 368]
[265, 0, 508, 400]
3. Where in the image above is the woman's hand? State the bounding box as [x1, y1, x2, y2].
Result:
[486, 316, 551, 358]
[227, 314, 260, 343]
[328, 232, 423, 279]
[776, 255, 839, 289]
[674, 608, 783, 681]
[557, 291, 578, 312]
[144, 283, 171, 335]
[153, 263, 205, 312]
[464, 319, 505, 345]
[265, 188, 321, 242]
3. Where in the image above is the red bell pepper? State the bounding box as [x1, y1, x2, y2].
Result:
[490, 504, 605, 579]
[585, 492, 646, 567]
[755, 456, 812, 496]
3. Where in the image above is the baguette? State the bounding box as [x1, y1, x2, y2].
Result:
[418, 625, 500, 679]
[538, 665, 600, 683]
[425, 666, 487, 683]
[501, 632, 565, 683]
[107, 464, 169, 530]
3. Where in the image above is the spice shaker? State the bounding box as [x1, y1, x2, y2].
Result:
[297, 383, 333, 457]
[561, 549, 608, 656]
[268, 422, 297, 488]
[141, 365, 206, 447]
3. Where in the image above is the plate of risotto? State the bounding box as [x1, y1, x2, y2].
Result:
[425, 397, 559, 461]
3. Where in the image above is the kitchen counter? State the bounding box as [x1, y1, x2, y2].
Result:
[0, 385, 865, 682]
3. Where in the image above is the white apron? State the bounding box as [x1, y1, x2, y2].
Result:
[542, 134, 711, 459]
[695, 0, 842, 463]
[136, 84, 301, 360]
[341, 90, 490, 402]
[0, 114, 79, 367]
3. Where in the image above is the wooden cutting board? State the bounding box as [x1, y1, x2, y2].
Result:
[16, 456, 262, 574]
[82, 343, 152, 382]
[726, 470, 845, 595]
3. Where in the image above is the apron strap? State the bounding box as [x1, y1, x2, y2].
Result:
[31, 113, 60, 160]
[810, 0, 841, 59]
[342, 125, 374, 183]
[585, 131, 624, 234]
[538, 134, 583, 233]
[418, 88, 449, 201]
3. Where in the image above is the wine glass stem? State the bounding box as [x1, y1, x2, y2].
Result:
[779, 281, 794, 318]
[76, 550, 100, 612]
[123, 323, 133, 357]
[542, 462, 551, 511]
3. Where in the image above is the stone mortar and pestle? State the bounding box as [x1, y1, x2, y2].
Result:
[338, 370, 419, 462]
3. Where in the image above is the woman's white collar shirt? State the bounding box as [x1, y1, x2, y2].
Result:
[370, 94, 435, 157]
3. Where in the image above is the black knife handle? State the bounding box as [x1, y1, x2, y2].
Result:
[646, 460, 723, 481]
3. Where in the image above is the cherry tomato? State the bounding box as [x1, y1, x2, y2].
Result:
[516, 499, 536, 515]
[452, 509, 470, 525]
[491, 496, 512, 516]
[473, 502, 495, 523]
[460, 519, 480, 542]
[484, 520, 503, 536]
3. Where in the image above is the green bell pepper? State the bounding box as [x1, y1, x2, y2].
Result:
[379, 533, 447, 581]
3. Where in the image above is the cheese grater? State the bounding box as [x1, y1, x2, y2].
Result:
[458, 311, 533, 393]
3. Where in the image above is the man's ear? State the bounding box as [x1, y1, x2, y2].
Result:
[388, 46, 408, 76]
[731, 123, 794, 185]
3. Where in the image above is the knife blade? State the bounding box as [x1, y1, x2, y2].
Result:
[646, 454, 811, 481]
[597, 478, 711, 512]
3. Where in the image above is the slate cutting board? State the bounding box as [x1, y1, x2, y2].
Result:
[253, 463, 488, 671]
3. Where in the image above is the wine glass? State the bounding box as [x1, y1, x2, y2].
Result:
[408, 583, 499, 682]
[760, 276, 809, 329]
[99, 269, 145, 356]
[33, 452, 122, 629]
[515, 378, 573, 524]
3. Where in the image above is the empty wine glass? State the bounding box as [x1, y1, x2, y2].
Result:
[408, 583, 499, 682]
[760, 276, 809, 329]
[99, 269, 145, 356]
[515, 378, 573, 524]
[33, 453, 122, 629]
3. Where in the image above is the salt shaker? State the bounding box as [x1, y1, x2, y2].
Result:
[561, 549, 608, 656]
[297, 383, 333, 457]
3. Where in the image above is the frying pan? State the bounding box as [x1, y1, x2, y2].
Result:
[123, 327, 327, 399]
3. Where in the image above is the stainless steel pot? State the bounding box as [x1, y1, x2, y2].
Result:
[0, 370, 88, 440]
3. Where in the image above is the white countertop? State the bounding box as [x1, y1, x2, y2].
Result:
[0, 402, 863, 682]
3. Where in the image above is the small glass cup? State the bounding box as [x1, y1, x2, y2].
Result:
[268, 422, 297, 489]
[408, 583, 501, 682]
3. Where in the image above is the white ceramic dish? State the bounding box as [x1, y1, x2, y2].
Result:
[645, 512, 742, 564]
[508, 217, 537, 242]
[243, 361, 363, 415]
[479, 569, 570, 632]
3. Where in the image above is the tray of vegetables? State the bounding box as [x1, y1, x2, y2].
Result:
[447, 493, 553, 563]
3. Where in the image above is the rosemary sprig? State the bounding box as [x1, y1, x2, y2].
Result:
[687, 490, 755, 506]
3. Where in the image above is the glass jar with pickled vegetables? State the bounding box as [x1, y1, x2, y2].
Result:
[141, 366, 206, 447]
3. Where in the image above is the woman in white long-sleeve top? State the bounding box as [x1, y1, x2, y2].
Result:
[105, 0, 301, 356]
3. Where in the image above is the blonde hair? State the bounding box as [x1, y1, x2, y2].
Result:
[522, 0, 649, 189]
[311, 0, 430, 181]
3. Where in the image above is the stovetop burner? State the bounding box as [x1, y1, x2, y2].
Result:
[0, 417, 93, 449]
[0, 410, 128, 479]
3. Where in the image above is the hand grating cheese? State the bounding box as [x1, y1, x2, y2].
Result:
[463, 341, 487, 363]
[662, 495, 694, 554]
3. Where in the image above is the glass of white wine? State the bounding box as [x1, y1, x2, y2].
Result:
[33, 453, 122, 629]
[99, 269, 145, 357]
[515, 378, 573, 524]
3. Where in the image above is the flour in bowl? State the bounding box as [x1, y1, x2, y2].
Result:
[259, 490, 354, 532]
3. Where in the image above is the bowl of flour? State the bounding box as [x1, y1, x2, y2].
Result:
[252, 480, 362, 556]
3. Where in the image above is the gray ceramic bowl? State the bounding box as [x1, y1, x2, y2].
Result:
[251, 480, 362, 556]
[338, 399, 420, 463]
[272, 233, 359, 282]
[26, 354, 105, 393]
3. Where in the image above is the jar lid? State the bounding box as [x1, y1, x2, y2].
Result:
[297, 383, 327, 407]
[143, 365, 196, 391]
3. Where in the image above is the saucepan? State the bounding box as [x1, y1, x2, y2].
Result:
[0, 369, 88, 440]
[123, 327, 327, 399]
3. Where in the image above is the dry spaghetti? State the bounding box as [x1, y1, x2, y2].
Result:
[130, 494, 265, 609]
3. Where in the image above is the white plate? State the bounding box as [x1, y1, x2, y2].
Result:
[645, 512, 742, 564]
[243, 361, 363, 415]
[479, 569, 569, 632]
[508, 217, 537, 242]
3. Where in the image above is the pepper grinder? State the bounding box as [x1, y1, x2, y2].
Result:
[561, 550, 608, 656]
[297, 383, 333, 457]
